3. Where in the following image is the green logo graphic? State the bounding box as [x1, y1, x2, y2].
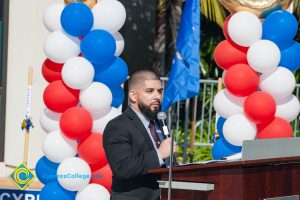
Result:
[9, 163, 36, 190]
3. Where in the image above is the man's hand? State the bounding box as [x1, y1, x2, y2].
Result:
[158, 138, 177, 159]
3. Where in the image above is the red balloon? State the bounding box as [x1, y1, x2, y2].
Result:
[257, 117, 293, 139]
[60, 107, 93, 140]
[244, 91, 276, 124]
[224, 64, 259, 97]
[214, 40, 248, 70]
[91, 164, 112, 193]
[42, 60, 62, 83]
[223, 16, 249, 53]
[43, 80, 79, 113]
[78, 133, 108, 170]
[43, 58, 64, 71]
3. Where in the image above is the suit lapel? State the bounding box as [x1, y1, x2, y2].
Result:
[124, 107, 155, 151]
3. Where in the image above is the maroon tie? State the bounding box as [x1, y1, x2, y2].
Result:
[148, 120, 161, 148]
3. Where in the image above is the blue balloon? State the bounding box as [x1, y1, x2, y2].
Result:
[35, 156, 59, 184]
[212, 137, 242, 160]
[40, 181, 76, 200]
[94, 57, 128, 87]
[110, 86, 125, 108]
[262, 11, 298, 49]
[81, 30, 116, 64]
[61, 2, 93, 37]
[216, 117, 226, 138]
[280, 41, 300, 71]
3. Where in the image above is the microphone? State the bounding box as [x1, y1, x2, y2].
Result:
[157, 112, 170, 138]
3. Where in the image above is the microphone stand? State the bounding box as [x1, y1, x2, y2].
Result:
[167, 113, 177, 200]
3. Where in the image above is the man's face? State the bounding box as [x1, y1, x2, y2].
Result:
[135, 80, 163, 119]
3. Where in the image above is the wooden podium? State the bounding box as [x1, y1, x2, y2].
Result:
[149, 156, 300, 200]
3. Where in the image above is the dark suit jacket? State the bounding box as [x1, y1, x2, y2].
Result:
[103, 107, 161, 200]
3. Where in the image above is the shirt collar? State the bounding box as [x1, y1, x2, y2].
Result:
[130, 105, 150, 130]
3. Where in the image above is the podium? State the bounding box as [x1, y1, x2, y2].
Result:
[149, 156, 300, 200]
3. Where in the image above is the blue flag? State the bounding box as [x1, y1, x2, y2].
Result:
[161, 0, 200, 111]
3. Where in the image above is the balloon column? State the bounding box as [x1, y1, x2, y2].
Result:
[38, 1, 127, 199]
[212, 7, 300, 159]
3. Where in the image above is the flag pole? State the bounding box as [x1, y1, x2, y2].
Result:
[189, 96, 198, 163]
[23, 67, 33, 166]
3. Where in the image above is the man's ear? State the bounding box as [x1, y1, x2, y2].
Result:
[128, 90, 137, 103]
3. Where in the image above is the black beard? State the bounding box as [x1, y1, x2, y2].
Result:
[138, 101, 161, 120]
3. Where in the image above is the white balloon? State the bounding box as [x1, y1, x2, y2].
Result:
[62, 57, 94, 89]
[93, 107, 121, 133]
[43, 130, 77, 163]
[260, 67, 296, 100]
[223, 114, 257, 146]
[92, 0, 126, 33]
[113, 32, 125, 56]
[44, 30, 80, 63]
[39, 108, 61, 133]
[213, 89, 245, 118]
[76, 184, 110, 200]
[228, 11, 262, 47]
[80, 82, 112, 116]
[275, 95, 300, 122]
[43, 3, 64, 32]
[247, 40, 280, 73]
[57, 157, 91, 191]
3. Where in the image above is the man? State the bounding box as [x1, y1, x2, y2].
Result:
[103, 70, 177, 200]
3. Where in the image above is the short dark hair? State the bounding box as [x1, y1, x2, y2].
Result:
[128, 70, 160, 90]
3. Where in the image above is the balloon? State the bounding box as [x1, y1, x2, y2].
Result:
[110, 86, 125, 108]
[228, 11, 262, 47]
[275, 95, 300, 122]
[218, 0, 292, 17]
[279, 41, 300, 71]
[213, 89, 245, 118]
[92, 0, 126, 33]
[76, 184, 110, 200]
[90, 164, 112, 192]
[214, 40, 248, 70]
[61, 2, 93, 37]
[43, 3, 64, 32]
[223, 114, 257, 146]
[79, 82, 112, 116]
[224, 64, 259, 97]
[81, 30, 116, 64]
[43, 80, 79, 113]
[65, 0, 97, 9]
[57, 157, 91, 191]
[247, 40, 280, 73]
[36, 156, 59, 184]
[44, 30, 80, 63]
[212, 137, 242, 159]
[60, 107, 93, 140]
[260, 67, 296, 100]
[40, 181, 76, 200]
[262, 11, 298, 49]
[62, 57, 94, 89]
[113, 32, 125, 56]
[40, 108, 61, 133]
[43, 58, 64, 71]
[92, 107, 121, 133]
[42, 59, 62, 83]
[223, 16, 249, 53]
[244, 91, 276, 124]
[94, 57, 128, 87]
[257, 117, 293, 139]
[216, 116, 226, 137]
[78, 133, 108, 171]
[43, 130, 77, 163]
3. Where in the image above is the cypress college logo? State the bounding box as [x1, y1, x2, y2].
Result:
[9, 163, 36, 190]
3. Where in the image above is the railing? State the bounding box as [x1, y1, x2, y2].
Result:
[159, 78, 300, 163]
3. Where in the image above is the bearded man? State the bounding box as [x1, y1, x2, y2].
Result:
[103, 70, 177, 200]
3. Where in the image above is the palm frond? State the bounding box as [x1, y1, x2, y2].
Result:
[200, 0, 226, 27]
